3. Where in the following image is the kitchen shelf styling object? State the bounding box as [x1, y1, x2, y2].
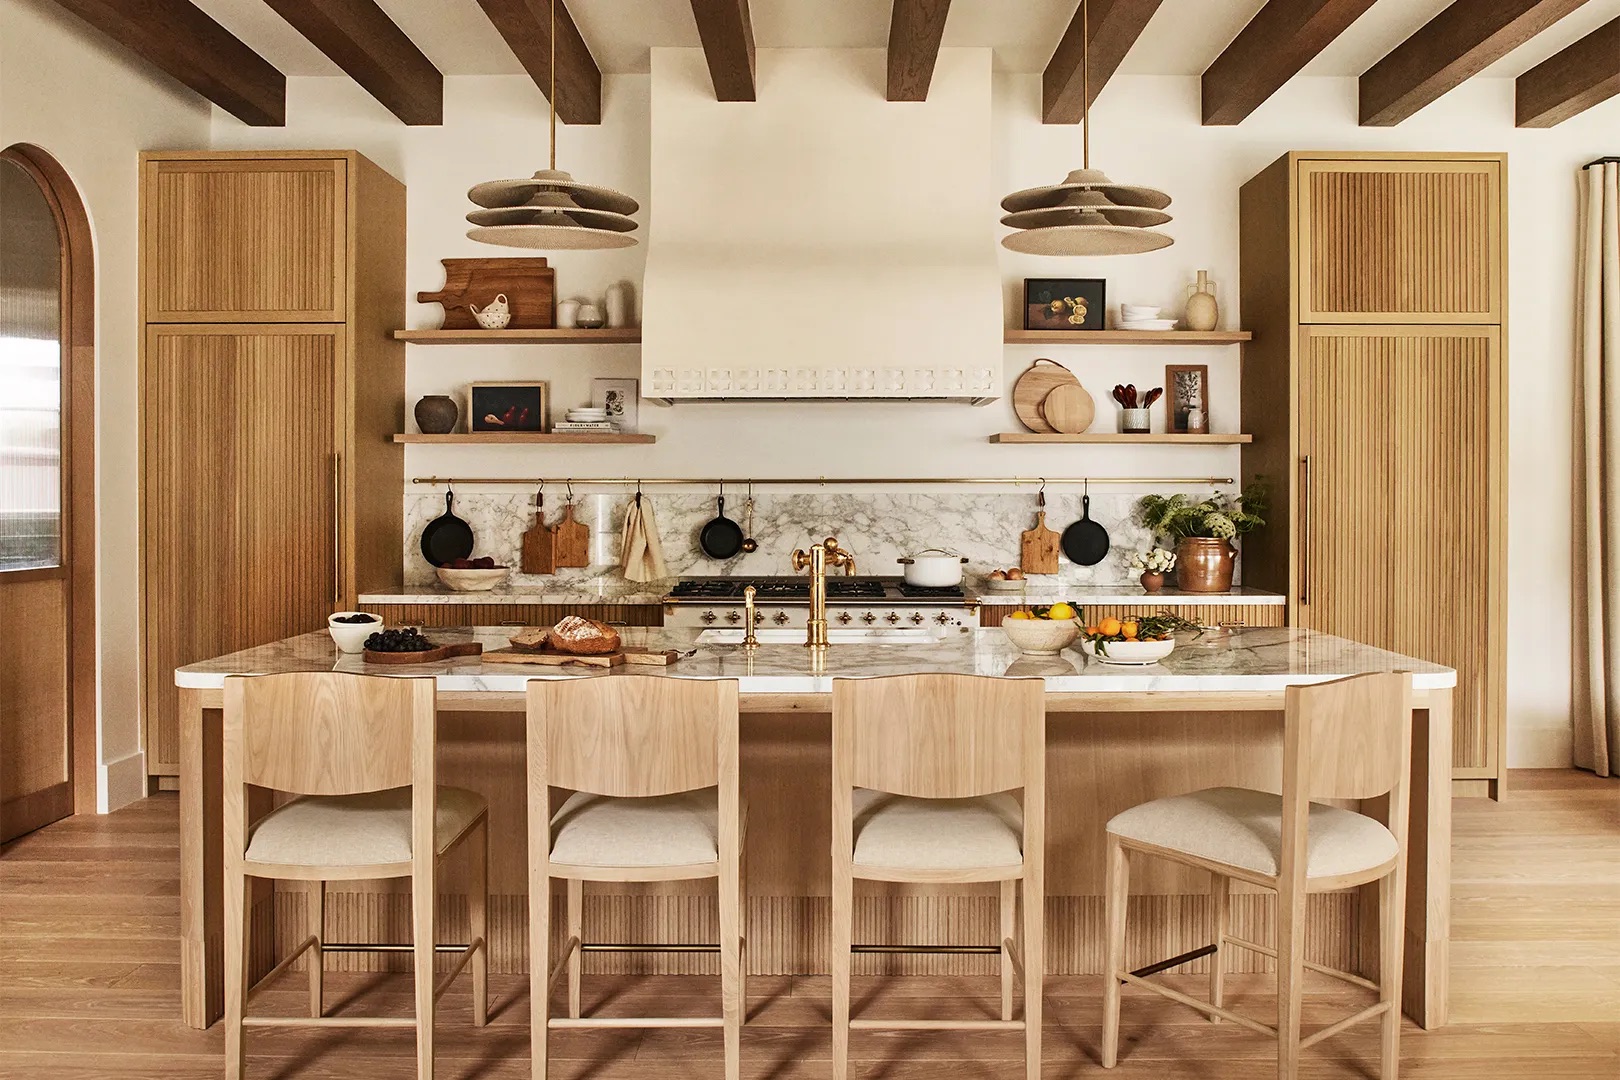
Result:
[417, 258, 557, 329]
[1004, 329, 1249, 345]
[551, 490, 591, 568]
[1040, 382, 1096, 434]
[1012, 358, 1082, 433]
[999, 0, 1172, 256]
[521, 484, 555, 575]
[1020, 489, 1062, 574]
[393, 433, 655, 444]
[465, 0, 638, 251]
[393, 328, 641, 345]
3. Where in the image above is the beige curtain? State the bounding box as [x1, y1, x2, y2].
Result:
[1574, 160, 1620, 777]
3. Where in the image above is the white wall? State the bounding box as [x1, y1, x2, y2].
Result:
[1, 0, 211, 810]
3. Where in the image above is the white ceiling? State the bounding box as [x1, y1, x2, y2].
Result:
[189, 0, 1620, 83]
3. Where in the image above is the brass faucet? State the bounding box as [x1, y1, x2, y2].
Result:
[742, 585, 760, 650]
[791, 536, 856, 650]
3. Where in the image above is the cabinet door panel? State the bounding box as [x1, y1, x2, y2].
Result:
[143, 158, 347, 323]
[1298, 161, 1501, 324]
[141, 326, 338, 775]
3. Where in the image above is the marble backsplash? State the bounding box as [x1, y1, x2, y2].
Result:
[403, 489, 1242, 589]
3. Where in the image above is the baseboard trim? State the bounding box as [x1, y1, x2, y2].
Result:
[1507, 726, 1572, 769]
[99, 750, 148, 813]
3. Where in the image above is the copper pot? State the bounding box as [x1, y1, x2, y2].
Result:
[1175, 537, 1236, 593]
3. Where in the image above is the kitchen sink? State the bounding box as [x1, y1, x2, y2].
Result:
[698, 627, 949, 645]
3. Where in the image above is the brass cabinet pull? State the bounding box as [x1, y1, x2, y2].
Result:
[1298, 455, 1311, 607]
[332, 451, 342, 607]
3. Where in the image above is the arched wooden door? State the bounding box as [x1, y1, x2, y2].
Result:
[0, 144, 96, 840]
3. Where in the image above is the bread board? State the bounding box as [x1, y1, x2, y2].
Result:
[1020, 511, 1062, 575]
[1039, 382, 1095, 434]
[363, 641, 484, 665]
[1012, 359, 1080, 433]
[417, 258, 555, 330]
[551, 503, 590, 568]
[484, 647, 624, 668]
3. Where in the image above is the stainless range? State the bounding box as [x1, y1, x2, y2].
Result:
[662, 576, 979, 630]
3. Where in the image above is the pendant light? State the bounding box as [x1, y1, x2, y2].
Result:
[999, 0, 1171, 256]
[466, 0, 638, 250]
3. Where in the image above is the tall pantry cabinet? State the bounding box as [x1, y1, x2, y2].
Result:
[139, 151, 406, 784]
[1240, 152, 1506, 796]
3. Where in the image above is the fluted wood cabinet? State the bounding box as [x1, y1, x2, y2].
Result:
[1240, 152, 1506, 794]
[140, 152, 405, 782]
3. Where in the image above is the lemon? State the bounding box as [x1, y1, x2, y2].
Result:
[1008, 611, 1032, 620]
[1048, 602, 1076, 621]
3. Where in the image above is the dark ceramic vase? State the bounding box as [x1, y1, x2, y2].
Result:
[415, 395, 459, 435]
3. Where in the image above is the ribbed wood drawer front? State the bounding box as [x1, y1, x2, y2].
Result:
[979, 603, 1284, 628]
[366, 603, 665, 628]
[144, 158, 347, 323]
[1299, 161, 1501, 324]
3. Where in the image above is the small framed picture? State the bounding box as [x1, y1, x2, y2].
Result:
[1024, 278, 1106, 331]
[468, 381, 549, 433]
[592, 378, 640, 433]
[1165, 365, 1209, 433]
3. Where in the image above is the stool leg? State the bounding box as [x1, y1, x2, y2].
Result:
[530, 874, 550, 1080]
[831, 859, 853, 1080]
[1276, 879, 1305, 1080]
[1000, 878, 1017, 1021]
[225, 866, 250, 1080]
[1380, 867, 1406, 1079]
[738, 835, 749, 1019]
[566, 879, 583, 1019]
[308, 881, 324, 1018]
[1023, 867, 1044, 1080]
[1101, 836, 1129, 1069]
[1209, 872, 1228, 1023]
[720, 840, 743, 1080]
[413, 858, 436, 1080]
[471, 819, 488, 1027]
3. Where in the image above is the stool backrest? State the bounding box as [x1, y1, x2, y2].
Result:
[527, 676, 739, 797]
[224, 671, 436, 796]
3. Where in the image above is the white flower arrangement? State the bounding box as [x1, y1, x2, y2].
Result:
[1128, 547, 1177, 574]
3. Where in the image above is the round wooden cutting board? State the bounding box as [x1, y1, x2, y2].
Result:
[1012, 359, 1081, 433]
[1040, 382, 1095, 434]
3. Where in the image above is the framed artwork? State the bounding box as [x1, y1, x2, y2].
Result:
[1165, 365, 1209, 434]
[468, 381, 549, 433]
[592, 377, 640, 433]
[1024, 278, 1106, 331]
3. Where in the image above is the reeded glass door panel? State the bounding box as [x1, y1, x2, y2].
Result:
[0, 157, 63, 571]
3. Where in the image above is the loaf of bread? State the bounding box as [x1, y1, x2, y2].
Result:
[508, 626, 550, 652]
[548, 615, 621, 655]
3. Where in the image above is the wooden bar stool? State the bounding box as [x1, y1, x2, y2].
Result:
[222, 672, 489, 1080]
[831, 673, 1046, 1080]
[526, 676, 744, 1080]
[1101, 672, 1413, 1080]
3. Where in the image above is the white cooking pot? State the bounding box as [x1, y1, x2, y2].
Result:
[897, 548, 968, 587]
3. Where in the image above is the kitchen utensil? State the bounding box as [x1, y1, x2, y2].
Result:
[435, 566, 511, 592]
[741, 491, 758, 553]
[521, 485, 555, 574]
[416, 257, 554, 330]
[897, 548, 968, 587]
[420, 491, 475, 567]
[1020, 490, 1062, 574]
[1000, 614, 1080, 656]
[1039, 382, 1095, 434]
[1060, 488, 1110, 566]
[1081, 637, 1176, 665]
[1013, 359, 1081, 433]
[363, 640, 484, 665]
[551, 491, 590, 568]
[699, 485, 744, 560]
[327, 612, 381, 654]
[1142, 387, 1163, 409]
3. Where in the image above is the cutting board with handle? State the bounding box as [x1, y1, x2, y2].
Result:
[520, 486, 554, 574]
[551, 501, 591, 568]
[1012, 358, 1081, 433]
[416, 257, 555, 329]
[484, 647, 625, 668]
[1020, 498, 1062, 574]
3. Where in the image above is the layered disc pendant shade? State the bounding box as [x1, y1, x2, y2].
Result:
[999, 1, 1171, 256]
[466, 0, 638, 250]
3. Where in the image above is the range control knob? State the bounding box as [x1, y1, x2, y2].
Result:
[753, 611, 765, 626]
[724, 611, 741, 624]
[700, 610, 717, 624]
[884, 612, 901, 624]
[772, 611, 790, 625]
[909, 612, 925, 625]
[861, 612, 877, 624]
[836, 611, 853, 624]
[934, 612, 953, 625]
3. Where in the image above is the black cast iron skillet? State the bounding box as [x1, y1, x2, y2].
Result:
[699, 487, 745, 560]
[1061, 493, 1110, 566]
[420, 491, 475, 567]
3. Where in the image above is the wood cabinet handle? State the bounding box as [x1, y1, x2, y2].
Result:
[332, 451, 342, 607]
[1299, 455, 1311, 607]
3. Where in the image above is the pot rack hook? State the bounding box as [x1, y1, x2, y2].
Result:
[635, 478, 642, 506]
[536, 480, 544, 510]
[1038, 478, 1047, 508]
[565, 479, 574, 504]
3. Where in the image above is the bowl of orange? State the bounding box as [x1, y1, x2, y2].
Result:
[1079, 615, 1177, 666]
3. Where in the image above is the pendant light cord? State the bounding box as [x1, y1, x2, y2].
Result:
[1081, 0, 1089, 170]
[549, 0, 557, 171]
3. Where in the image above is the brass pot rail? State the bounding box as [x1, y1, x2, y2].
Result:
[409, 475, 1234, 488]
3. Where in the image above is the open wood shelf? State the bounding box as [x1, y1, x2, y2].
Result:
[1005, 329, 1251, 345]
[393, 328, 642, 345]
[393, 432, 656, 445]
[989, 432, 1253, 444]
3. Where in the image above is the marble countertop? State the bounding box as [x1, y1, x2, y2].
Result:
[177, 626, 1455, 694]
[969, 584, 1284, 606]
[359, 582, 672, 606]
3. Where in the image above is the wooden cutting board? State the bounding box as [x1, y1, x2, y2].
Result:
[363, 641, 483, 665]
[484, 647, 689, 668]
[551, 503, 590, 568]
[520, 494, 554, 575]
[1012, 359, 1081, 433]
[1020, 511, 1062, 574]
[1040, 382, 1095, 434]
[417, 258, 555, 329]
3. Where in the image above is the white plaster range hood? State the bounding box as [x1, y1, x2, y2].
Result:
[642, 48, 1001, 404]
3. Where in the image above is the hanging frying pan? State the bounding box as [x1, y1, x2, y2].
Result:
[1061, 488, 1111, 566]
[420, 491, 475, 567]
[699, 484, 745, 560]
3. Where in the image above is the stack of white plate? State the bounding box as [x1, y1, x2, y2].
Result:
[1118, 304, 1178, 331]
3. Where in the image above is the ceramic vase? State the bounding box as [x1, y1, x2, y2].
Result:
[577, 303, 605, 329]
[1139, 571, 1165, 593]
[414, 395, 458, 434]
[605, 281, 634, 328]
[556, 298, 582, 328]
[1175, 537, 1236, 593]
[1185, 270, 1219, 332]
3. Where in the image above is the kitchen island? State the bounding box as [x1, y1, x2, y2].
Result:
[174, 626, 1454, 1032]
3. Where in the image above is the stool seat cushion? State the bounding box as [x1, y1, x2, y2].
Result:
[550, 789, 720, 867]
[244, 786, 485, 868]
[1107, 786, 1397, 880]
[851, 789, 1023, 871]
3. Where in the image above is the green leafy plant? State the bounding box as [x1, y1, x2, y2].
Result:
[1137, 482, 1268, 541]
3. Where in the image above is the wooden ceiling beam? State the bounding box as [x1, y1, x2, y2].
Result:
[1042, 0, 1164, 124]
[262, 0, 443, 125]
[46, 0, 284, 125]
[1201, 0, 1378, 125]
[887, 0, 951, 101]
[689, 0, 756, 101]
[1516, 16, 1620, 127]
[1360, 0, 1592, 126]
[474, 0, 601, 124]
